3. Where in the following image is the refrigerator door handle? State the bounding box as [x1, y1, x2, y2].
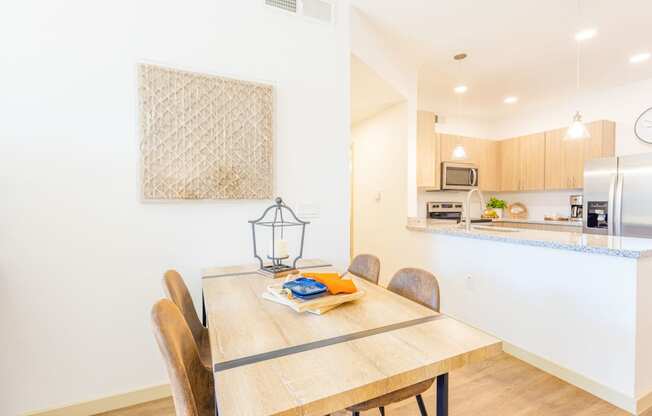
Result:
[614, 173, 624, 236]
[608, 174, 617, 236]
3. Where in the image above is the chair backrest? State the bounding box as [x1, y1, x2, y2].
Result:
[387, 268, 440, 312]
[151, 299, 215, 416]
[347, 254, 381, 284]
[163, 270, 205, 348]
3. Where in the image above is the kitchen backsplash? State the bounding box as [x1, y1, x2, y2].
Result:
[418, 189, 579, 220]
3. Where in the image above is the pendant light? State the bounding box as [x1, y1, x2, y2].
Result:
[452, 53, 468, 160]
[565, 0, 591, 140]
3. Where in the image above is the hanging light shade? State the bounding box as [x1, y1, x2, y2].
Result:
[452, 145, 467, 160]
[565, 111, 591, 140]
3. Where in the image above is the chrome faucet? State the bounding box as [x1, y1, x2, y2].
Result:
[465, 188, 486, 231]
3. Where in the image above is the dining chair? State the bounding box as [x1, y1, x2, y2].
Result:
[163, 270, 211, 369]
[346, 254, 381, 284]
[347, 267, 440, 416]
[151, 299, 215, 416]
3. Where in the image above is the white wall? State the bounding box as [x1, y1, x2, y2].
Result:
[352, 103, 415, 285]
[491, 77, 652, 156]
[351, 7, 419, 217]
[0, 1, 351, 414]
[418, 91, 495, 139]
[409, 232, 641, 411]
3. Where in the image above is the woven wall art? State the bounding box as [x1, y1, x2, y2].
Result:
[138, 64, 274, 200]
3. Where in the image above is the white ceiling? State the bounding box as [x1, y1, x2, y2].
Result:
[351, 0, 652, 119]
[351, 54, 405, 124]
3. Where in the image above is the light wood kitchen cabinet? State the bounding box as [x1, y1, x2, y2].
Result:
[479, 139, 500, 191]
[544, 120, 616, 190]
[499, 133, 545, 192]
[415, 114, 614, 194]
[439, 134, 479, 163]
[498, 137, 520, 191]
[519, 133, 546, 191]
[416, 111, 439, 189]
[439, 133, 499, 192]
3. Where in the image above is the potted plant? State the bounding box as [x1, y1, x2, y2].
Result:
[486, 197, 507, 219]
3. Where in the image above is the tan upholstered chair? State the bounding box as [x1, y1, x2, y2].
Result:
[347, 268, 440, 416]
[151, 299, 215, 416]
[163, 270, 211, 370]
[347, 254, 381, 284]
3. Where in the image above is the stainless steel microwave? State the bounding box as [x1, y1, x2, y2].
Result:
[441, 162, 479, 190]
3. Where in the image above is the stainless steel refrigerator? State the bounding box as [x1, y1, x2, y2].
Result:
[584, 153, 652, 238]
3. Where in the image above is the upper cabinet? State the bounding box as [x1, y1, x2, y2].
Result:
[519, 133, 546, 191]
[498, 133, 545, 192]
[416, 111, 440, 189]
[478, 139, 500, 192]
[415, 111, 615, 193]
[439, 133, 500, 192]
[544, 120, 616, 190]
[499, 137, 520, 191]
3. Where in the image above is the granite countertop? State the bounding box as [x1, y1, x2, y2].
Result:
[493, 218, 583, 227]
[407, 218, 652, 259]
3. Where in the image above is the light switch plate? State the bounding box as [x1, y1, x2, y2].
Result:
[297, 203, 320, 220]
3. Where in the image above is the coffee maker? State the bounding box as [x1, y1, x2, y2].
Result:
[570, 195, 583, 221]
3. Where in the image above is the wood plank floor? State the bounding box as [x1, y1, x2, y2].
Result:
[95, 353, 639, 416]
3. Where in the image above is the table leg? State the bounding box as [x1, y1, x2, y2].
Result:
[436, 373, 449, 416]
[202, 291, 207, 327]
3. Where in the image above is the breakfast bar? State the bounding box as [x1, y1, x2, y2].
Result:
[407, 218, 652, 414]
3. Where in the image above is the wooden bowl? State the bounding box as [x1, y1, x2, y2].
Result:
[507, 203, 528, 219]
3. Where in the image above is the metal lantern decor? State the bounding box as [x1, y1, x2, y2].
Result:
[249, 197, 310, 278]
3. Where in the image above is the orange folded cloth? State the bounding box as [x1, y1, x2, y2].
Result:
[301, 272, 358, 295]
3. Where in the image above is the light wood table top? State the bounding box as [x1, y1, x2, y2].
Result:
[202, 260, 502, 416]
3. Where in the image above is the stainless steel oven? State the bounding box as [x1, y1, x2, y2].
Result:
[441, 162, 479, 190]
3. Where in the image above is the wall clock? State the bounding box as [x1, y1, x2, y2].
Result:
[635, 107, 652, 144]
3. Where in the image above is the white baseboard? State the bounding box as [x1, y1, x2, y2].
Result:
[637, 389, 652, 415]
[504, 343, 637, 414]
[23, 384, 171, 416]
[21, 347, 652, 416]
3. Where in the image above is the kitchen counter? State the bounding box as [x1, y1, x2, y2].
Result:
[493, 218, 582, 227]
[407, 217, 652, 258]
[403, 216, 652, 412]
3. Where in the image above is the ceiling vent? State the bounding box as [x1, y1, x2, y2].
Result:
[265, 0, 297, 13]
[265, 0, 334, 24]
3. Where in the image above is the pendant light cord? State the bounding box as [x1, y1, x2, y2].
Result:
[457, 58, 462, 118]
[576, 0, 581, 94]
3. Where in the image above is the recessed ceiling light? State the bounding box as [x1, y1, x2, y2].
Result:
[504, 96, 518, 104]
[575, 28, 597, 42]
[630, 52, 651, 64]
[454, 85, 468, 94]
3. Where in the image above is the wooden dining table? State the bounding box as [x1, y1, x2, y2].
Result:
[202, 259, 502, 416]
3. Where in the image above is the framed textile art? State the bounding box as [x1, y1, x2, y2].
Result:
[138, 63, 274, 199]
